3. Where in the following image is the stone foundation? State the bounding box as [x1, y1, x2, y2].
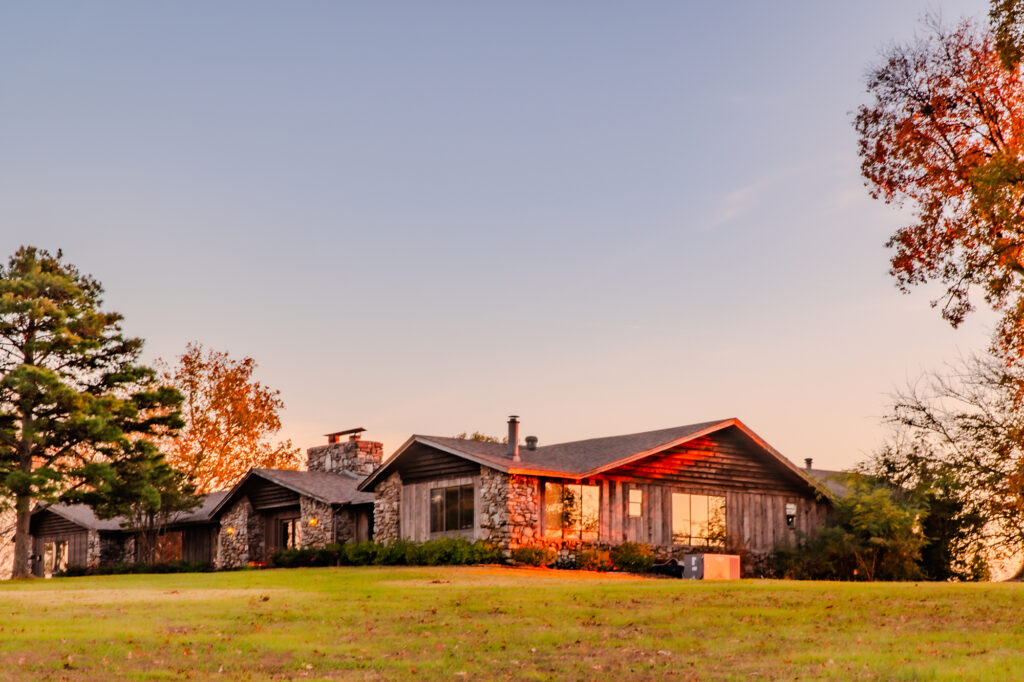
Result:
[373, 472, 402, 542]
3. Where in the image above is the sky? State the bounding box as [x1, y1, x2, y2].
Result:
[0, 1, 996, 470]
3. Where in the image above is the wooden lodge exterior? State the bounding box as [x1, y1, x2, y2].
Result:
[358, 417, 833, 563]
[8, 417, 834, 577]
[27, 492, 226, 576]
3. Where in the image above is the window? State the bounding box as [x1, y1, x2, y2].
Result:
[430, 484, 474, 532]
[628, 488, 643, 517]
[672, 493, 725, 545]
[42, 541, 68, 578]
[544, 482, 599, 541]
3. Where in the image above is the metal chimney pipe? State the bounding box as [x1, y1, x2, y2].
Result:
[507, 416, 520, 462]
[804, 458, 813, 471]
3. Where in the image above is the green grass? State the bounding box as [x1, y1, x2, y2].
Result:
[1, 567, 1022, 680]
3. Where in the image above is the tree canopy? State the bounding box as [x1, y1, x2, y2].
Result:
[161, 343, 299, 494]
[855, 15, 1024, 358]
[0, 246, 182, 577]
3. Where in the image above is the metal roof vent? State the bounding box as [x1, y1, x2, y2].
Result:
[804, 458, 813, 471]
[525, 436, 538, 451]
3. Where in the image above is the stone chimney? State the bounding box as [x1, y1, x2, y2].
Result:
[307, 427, 383, 476]
[507, 415, 520, 462]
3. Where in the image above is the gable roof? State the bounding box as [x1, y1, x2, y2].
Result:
[32, 490, 230, 532]
[210, 468, 374, 519]
[358, 417, 830, 497]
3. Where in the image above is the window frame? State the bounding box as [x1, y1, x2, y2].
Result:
[429, 483, 475, 534]
[671, 492, 726, 546]
[544, 481, 600, 541]
[627, 488, 643, 518]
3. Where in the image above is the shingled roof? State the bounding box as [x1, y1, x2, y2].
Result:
[210, 468, 375, 519]
[359, 417, 827, 495]
[33, 490, 230, 532]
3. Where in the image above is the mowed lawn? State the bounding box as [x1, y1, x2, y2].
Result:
[0, 567, 1022, 680]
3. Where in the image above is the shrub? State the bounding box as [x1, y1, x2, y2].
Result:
[574, 547, 613, 572]
[610, 542, 655, 573]
[56, 560, 213, 577]
[772, 475, 928, 581]
[511, 545, 556, 567]
[344, 541, 380, 566]
[268, 544, 344, 568]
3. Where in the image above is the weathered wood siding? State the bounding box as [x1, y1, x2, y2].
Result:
[245, 479, 301, 510]
[30, 511, 89, 571]
[545, 429, 830, 552]
[393, 442, 481, 483]
[180, 526, 218, 563]
[586, 479, 828, 552]
[400, 474, 481, 542]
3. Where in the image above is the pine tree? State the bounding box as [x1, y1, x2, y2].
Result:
[0, 246, 181, 577]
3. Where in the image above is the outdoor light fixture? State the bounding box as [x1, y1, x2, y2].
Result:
[308, 517, 319, 527]
[225, 526, 236, 535]
[785, 503, 797, 527]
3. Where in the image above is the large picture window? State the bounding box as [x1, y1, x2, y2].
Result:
[671, 493, 726, 546]
[430, 484, 474, 533]
[544, 482, 599, 541]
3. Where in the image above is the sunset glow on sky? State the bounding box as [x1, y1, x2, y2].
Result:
[1, 1, 994, 470]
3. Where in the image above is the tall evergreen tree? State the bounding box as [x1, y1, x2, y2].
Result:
[0, 246, 181, 577]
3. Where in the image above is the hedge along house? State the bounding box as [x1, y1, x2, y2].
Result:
[211, 428, 380, 568]
[358, 417, 832, 564]
[27, 491, 228, 576]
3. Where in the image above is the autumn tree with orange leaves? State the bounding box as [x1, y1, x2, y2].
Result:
[161, 344, 299, 493]
[855, 14, 1024, 359]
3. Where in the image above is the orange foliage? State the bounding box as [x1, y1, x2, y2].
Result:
[855, 17, 1024, 357]
[160, 343, 299, 493]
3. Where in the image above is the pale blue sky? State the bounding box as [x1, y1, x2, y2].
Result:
[1, 1, 993, 468]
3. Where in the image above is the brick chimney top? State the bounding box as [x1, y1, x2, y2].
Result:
[325, 427, 366, 444]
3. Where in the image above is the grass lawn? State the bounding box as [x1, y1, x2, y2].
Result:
[0, 566, 1022, 680]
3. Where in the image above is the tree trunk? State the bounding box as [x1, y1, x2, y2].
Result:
[11, 493, 32, 578]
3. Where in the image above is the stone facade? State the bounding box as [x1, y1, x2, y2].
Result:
[0, 507, 14, 579]
[335, 507, 356, 543]
[307, 438, 383, 477]
[300, 497, 334, 547]
[373, 471, 402, 542]
[478, 468, 541, 553]
[87, 530, 102, 567]
[217, 496, 254, 568]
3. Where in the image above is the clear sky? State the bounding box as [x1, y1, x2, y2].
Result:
[1, 1, 995, 469]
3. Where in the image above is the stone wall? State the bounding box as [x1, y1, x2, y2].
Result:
[335, 507, 356, 543]
[307, 438, 384, 477]
[217, 496, 254, 568]
[300, 497, 333, 547]
[478, 468, 541, 553]
[0, 507, 14, 579]
[373, 471, 402, 542]
[87, 530, 102, 567]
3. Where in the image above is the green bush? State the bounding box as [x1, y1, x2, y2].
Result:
[575, 547, 613, 572]
[343, 541, 380, 566]
[772, 475, 928, 581]
[269, 543, 344, 568]
[610, 542, 655, 573]
[56, 560, 213, 577]
[511, 545, 556, 567]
